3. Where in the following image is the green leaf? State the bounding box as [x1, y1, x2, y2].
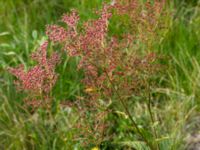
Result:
[119, 141, 150, 150]
[32, 30, 38, 39]
[0, 32, 10, 36]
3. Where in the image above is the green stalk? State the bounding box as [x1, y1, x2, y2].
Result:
[104, 70, 155, 150]
[147, 82, 160, 150]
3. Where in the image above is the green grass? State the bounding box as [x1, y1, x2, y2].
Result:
[0, 0, 200, 149]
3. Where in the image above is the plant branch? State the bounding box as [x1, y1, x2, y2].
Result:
[104, 69, 155, 150]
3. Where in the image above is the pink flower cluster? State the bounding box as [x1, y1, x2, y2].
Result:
[44, 3, 162, 102]
[45, 6, 115, 101]
[46, 10, 79, 41]
[46, 25, 67, 43]
[9, 41, 60, 109]
[113, 0, 166, 46]
[62, 9, 79, 28]
[9, 1, 166, 145]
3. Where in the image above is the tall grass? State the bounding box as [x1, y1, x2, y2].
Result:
[0, 0, 199, 149]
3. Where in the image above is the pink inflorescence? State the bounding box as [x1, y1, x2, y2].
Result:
[62, 9, 79, 28]
[8, 1, 166, 145]
[9, 41, 60, 109]
[9, 65, 45, 92]
[46, 25, 67, 43]
[44, 5, 116, 101]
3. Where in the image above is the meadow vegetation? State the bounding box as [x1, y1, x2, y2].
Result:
[0, 0, 200, 149]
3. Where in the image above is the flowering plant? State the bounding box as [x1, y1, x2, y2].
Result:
[8, 41, 60, 110]
[9, 0, 168, 149]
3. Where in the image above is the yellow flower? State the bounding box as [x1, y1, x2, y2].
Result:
[85, 87, 95, 93]
[91, 147, 100, 150]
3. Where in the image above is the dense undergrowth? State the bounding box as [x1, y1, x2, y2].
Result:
[0, 0, 200, 150]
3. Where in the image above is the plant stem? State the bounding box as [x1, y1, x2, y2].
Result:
[147, 82, 160, 150]
[104, 70, 155, 150]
